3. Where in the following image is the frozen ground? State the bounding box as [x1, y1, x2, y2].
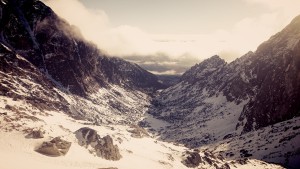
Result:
[0, 95, 285, 169]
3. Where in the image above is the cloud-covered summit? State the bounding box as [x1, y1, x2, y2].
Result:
[43, 0, 300, 74]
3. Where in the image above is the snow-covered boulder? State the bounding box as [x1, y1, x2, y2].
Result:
[36, 137, 71, 156]
[75, 127, 121, 160]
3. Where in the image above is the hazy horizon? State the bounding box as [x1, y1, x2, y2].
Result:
[43, 0, 300, 74]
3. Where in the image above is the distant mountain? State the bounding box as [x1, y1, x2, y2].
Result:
[156, 75, 181, 87]
[146, 14, 300, 167]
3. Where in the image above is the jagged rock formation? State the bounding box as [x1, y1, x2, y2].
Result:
[0, 42, 70, 113]
[149, 14, 300, 145]
[75, 127, 122, 161]
[0, 0, 164, 96]
[182, 150, 202, 168]
[146, 15, 300, 168]
[237, 15, 300, 133]
[1, 0, 300, 168]
[36, 137, 71, 156]
[200, 117, 300, 168]
[180, 149, 279, 169]
[0, 0, 164, 124]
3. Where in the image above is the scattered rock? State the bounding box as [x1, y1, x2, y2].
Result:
[220, 163, 231, 169]
[223, 133, 235, 140]
[126, 150, 133, 154]
[240, 149, 252, 158]
[116, 137, 123, 144]
[236, 158, 248, 165]
[127, 125, 150, 138]
[5, 105, 18, 112]
[26, 129, 44, 139]
[202, 156, 213, 165]
[158, 160, 172, 167]
[182, 151, 202, 168]
[75, 127, 122, 160]
[0, 112, 7, 116]
[36, 137, 71, 157]
[95, 135, 122, 160]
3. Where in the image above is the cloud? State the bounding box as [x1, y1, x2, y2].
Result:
[123, 53, 198, 74]
[43, 0, 300, 74]
[148, 70, 178, 75]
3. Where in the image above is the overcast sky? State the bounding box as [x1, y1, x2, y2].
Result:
[44, 0, 300, 74]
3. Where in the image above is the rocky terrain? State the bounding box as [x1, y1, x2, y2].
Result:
[0, 0, 165, 125]
[146, 14, 300, 168]
[0, 0, 299, 169]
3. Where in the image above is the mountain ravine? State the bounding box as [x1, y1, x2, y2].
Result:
[1, 0, 300, 169]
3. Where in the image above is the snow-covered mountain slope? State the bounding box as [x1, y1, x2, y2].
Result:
[145, 15, 300, 168]
[0, 98, 284, 169]
[0, 42, 150, 124]
[200, 116, 300, 168]
[0, 0, 299, 169]
[0, 0, 164, 97]
[0, 0, 166, 124]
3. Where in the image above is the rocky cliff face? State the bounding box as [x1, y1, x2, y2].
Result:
[0, 0, 164, 97]
[0, 0, 165, 124]
[148, 15, 300, 147]
[237, 15, 300, 132]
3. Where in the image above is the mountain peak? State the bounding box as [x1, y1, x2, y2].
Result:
[180, 55, 226, 82]
[290, 14, 300, 25]
[256, 14, 300, 55]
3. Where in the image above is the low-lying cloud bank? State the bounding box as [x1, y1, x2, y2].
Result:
[43, 0, 300, 75]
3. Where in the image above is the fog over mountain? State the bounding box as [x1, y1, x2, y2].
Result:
[1, 0, 300, 169]
[43, 0, 300, 74]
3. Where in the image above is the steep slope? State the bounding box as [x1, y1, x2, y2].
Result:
[200, 116, 300, 168]
[0, 0, 166, 124]
[148, 53, 257, 146]
[0, 43, 70, 114]
[237, 15, 300, 133]
[0, 0, 164, 97]
[145, 15, 300, 167]
[0, 35, 281, 169]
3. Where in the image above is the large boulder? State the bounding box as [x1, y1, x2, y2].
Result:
[75, 127, 122, 160]
[182, 151, 202, 168]
[36, 137, 71, 156]
[75, 127, 99, 146]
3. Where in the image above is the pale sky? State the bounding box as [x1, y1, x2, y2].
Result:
[44, 0, 300, 74]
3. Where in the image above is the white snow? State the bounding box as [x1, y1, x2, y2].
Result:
[0, 108, 189, 169]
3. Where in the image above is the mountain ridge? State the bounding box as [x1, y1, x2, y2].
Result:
[0, 0, 164, 125]
[144, 14, 300, 167]
[0, 1, 300, 168]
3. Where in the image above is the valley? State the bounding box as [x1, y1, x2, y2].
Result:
[0, 0, 299, 169]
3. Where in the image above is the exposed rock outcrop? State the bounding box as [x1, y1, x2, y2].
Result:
[26, 129, 44, 139]
[0, 0, 163, 126]
[182, 151, 201, 168]
[148, 15, 300, 150]
[36, 137, 71, 156]
[75, 127, 121, 160]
